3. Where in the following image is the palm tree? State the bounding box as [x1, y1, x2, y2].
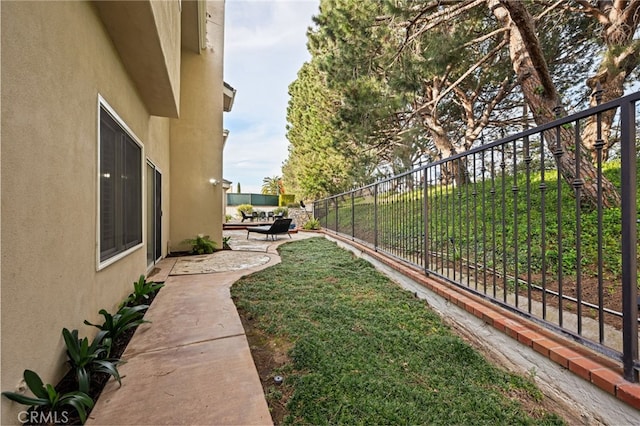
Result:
[261, 176, 283, 195]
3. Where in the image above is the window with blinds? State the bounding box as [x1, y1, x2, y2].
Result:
[99, 104, 142, 264]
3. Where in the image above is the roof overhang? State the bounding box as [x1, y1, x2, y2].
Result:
[94, 0, 181, 117]
[223, 82, 237, 112]
[181, 0, 206, 53]
[223, 129, 230, 148]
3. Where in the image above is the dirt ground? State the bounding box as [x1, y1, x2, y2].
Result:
[237, 308, 292, 425]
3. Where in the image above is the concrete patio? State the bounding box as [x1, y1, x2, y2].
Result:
[87, 230, 321, 425]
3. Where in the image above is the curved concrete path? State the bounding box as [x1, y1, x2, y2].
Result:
[87, 230, 320, 425]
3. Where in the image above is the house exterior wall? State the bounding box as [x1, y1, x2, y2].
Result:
[169, 0, 225, 251]
[1, 1, 224, 424]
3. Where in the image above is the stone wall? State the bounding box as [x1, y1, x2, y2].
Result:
[289, 207, 314, 229]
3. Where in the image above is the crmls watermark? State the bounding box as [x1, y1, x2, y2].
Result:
[18, 410, 70, 425]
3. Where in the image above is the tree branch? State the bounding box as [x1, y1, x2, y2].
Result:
[574, 0, 611, 25]
[500, 0, 556, 97]
[620, 0, 640, 28]
[388, 0, 486, 65]
[405, 0, 486, 45]
[534, 0, 568, 21]
[413, 38, 508, 117]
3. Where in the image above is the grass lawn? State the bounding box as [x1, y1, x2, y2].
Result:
[231, 237, 565, 425]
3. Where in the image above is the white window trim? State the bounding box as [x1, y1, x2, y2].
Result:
[96, 95, 145, 271]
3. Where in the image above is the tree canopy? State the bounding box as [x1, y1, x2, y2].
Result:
[284, 0, 640, 204]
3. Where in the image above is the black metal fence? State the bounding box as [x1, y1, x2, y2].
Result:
[314, 91, 640, 382]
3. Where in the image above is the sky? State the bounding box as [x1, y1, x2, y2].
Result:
[223, 0, 321, 194]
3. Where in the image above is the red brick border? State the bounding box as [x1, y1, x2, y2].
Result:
[323, 231, 640, 410]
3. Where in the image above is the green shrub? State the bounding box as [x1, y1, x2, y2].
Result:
[236, 204, 253, 216]
[183, 235, 217, 254]
[273, 207, 289, 218]
[2, 370, 94, 423]
[225, 214, 233, 223]
[303, 218, 321, 230]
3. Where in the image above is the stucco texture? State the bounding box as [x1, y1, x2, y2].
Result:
[169, 0, 226, 252]
[0, 1, 182, 424]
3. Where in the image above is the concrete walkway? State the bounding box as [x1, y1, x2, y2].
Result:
[87, 230, 320, 425]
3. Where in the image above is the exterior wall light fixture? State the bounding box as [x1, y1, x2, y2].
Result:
[209, 178, 219, 186]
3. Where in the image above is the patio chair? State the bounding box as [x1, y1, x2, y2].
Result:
[240, 211, 256, 222]
[246, 218, 293, 241]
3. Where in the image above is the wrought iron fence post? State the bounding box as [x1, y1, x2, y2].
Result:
[374, 183, 379, 251]
[324, 198, 329, 230]
[423, 168, 429, 271]
[335, 196, 339, 233]
[553, 106, 564, 327]
[351, 190, 355, 240]
[620, 99, 639, 382]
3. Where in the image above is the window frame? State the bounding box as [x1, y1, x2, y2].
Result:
[146, 159, 163, 269]
[97, 95, 144, 270]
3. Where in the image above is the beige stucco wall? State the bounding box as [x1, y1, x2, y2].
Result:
[169, 0, 225, 251]
[0, 1, 174, 423]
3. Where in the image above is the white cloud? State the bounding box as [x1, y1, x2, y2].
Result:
[223, 123, 290, 193]
[223, 0, 319, 194]
[226, 0, 316, 51]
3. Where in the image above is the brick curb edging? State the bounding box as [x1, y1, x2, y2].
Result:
[321, 231, 640, 411]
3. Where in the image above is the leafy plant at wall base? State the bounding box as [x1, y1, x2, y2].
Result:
[62, 328, 122, 394]
[1, 370, 94, 423]
[183, 235, 217, 254]
[123, 275, 164, 306]
[84, 305, 149, 348]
